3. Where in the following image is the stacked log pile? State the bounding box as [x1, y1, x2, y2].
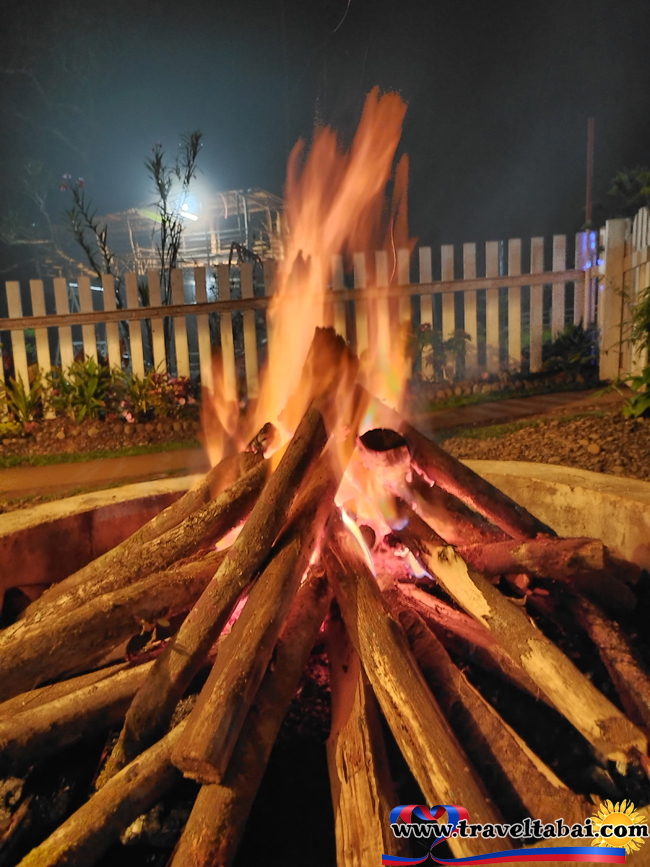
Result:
[1, 327, 649, 867]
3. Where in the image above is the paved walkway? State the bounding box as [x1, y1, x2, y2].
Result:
[0, 388, 626, 502]
[412, 388, 626, 435]
[0, 447, 210, 501]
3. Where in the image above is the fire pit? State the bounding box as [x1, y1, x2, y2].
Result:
[3, 90, 650, 867]
[1, 330, 650, 866]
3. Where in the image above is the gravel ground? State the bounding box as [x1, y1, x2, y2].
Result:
[442, 411, 650, 481]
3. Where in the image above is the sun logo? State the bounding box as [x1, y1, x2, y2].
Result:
[592, 800, 647, 853]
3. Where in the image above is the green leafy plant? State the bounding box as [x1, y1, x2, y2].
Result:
[620, 366, 650, 418]
[0, 375, 43, 427]
[47, 358, 112, 421]
[615, 281, 650, 418]
[542, 322, 599, 376]
[409, 325, 471, 382]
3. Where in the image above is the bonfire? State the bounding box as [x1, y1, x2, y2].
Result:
[1, 89, 649, 867]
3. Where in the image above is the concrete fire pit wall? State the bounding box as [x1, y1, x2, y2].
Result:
[0, 475, 202, 592]
[1, 463, 648, 598]
[465, 460, 650, 572]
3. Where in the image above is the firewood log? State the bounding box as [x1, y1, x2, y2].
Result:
[323, 513, 510, 859]
[396, 583, 549, 703]
[99, 398, 333, 784]
[456, 538, 636, 614]
[387, 590, 592, 826]
[173, 450, 344, 783]
[0, 662, 139, 719]
[362, 394, 555, 539]
[12, 463, 267, 628]
[168, 569, 332, 867]
[22, 427, 274, 620]
[0, 662, 154, 776]
[572, 596, 650, 735]
[395, 507, 648, 769]
[0, 550, 228, 703]
[326, 605, 410, 866]
[17, 719, 189, 867]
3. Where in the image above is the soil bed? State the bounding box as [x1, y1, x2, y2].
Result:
[442, 410, 650, 482]
[0, 417, 203, 467]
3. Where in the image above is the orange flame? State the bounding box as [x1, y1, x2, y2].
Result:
[204, 87, 414, 465]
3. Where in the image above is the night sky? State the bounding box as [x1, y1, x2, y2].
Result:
[1, 0, 650, 266]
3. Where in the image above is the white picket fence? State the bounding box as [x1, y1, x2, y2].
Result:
[3, 220, 640, 399]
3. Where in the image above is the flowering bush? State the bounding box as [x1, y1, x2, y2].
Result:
[0, 357, 201, 429]
[109, 368, 199, 423]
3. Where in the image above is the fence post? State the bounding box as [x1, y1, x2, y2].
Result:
[507, 239, 522, 371]
[551, 235, 566, 338]
[529, 238, 544, 373]
[5, 282, 30, 387]
[194, 266, 213, 394]
[354, 252, 369, 360]
[331, 254, 347, 341]
[463, 243, 478, 378]
[125, 272, 146, 379]
[485, 241, 499, 373]
[418, 247, 433, 378]
[240, 263, 259, 398]
[599, 218, 628, 382]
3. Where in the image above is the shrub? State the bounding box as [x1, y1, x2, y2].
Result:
[0, 375, 43, 428]
[47, 358, 112, 421]
[620, 366, 650, 418]
[542, 322, 599, 376]
[618, 282, 650, 419]
[110, 369, 198, 423]
[0, 359, 201, 426]
[408, 324, 471, 382]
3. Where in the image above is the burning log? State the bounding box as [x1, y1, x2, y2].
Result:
[168, 569, 332, 867]
[22, 426, 274, 620]
[323, 513, 510, 859]
[572, 596, 650, 735]
[394, 508, 648, 768]
[357, 430, 507, 545]
[362, 398, 555, 539]
[173, 449, 345, 784]
[15, 463, 267, 626]
[100, 397, 335, 783]
[326, 605, 409, 866]
[0, 549, 229, 702]
[17, 719, 189, 867]
[388, 590, 591, 826]
[407, 472, 508, 546]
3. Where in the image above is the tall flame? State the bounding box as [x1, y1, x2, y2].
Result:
[204, 87, 413, 463]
